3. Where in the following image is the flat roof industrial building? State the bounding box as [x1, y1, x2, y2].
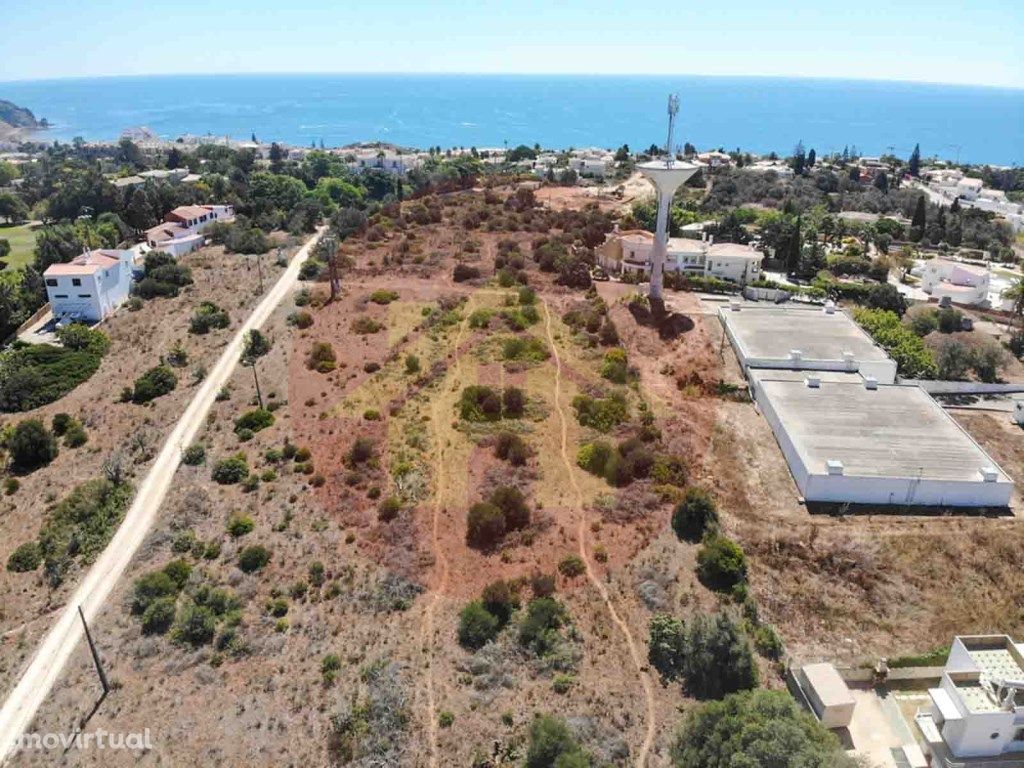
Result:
[719, 303, 898, 384]
[750, 370, 1013, 507]
[719, 301, 1014, 508]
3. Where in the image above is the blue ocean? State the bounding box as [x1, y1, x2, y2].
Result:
[1, 74, 1021, 165]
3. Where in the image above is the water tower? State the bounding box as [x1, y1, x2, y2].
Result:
[638, 94, 700, 302]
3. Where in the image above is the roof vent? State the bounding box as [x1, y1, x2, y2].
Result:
[864, 376, 878, 390]
[805, 375, 820, 388]
[824, 300, 836, 315]
[729, 299, 741, 311]
[980, 466, 999, 483]
[826, 459, 844, 476]
[789, 349, 803, 362]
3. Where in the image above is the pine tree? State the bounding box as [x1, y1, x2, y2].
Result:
[873, 172, 889, 194]
[910, 195, 927, 241]
[807, 148, 816, 168]
[791, 141, 806, 175]
[908, 143, 921, 177]
[124, 188, 156, 233]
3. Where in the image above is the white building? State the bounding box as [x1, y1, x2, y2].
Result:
[346, 149, 420, 175]
[44, 249, 135, 323]
[920, 259, 991, 306]
[956, 177, 984, 201]
[696, 150, 732, 168]
[597, 230, 764, 285]
[567, 153, 612, 179]
[916, 635, 1024, 767]
[145, 204, 234, 257]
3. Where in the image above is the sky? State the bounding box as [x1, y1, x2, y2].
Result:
[2, 0, 1022, 88]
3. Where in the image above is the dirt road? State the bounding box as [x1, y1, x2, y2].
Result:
[0, 228, 324, 765]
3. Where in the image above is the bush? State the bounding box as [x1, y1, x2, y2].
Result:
[466, 502, 505, 549]
[557, 555, 585, 578]
[576, 440, 614, 476]
[227, 514, 255, 537]
[457, 600, 501, 649]
[404, 354, 420, 375]
[518, 286, 536, 305]
[288, 310, 314, 329]
[696, 535, 747, 592]
[0, 341, 109, 413]
[518, 597, 568, 656]
[495, 431, 530, 465]
[453, 263, 480, 282]
[854, 308, 937, 378]
[63, 421, 87, 447]
[600, 348, 629, 383]
[55, 324, 110, 354]
[132, 365, 178, 403]
[525, 714, 590, 768]
[189, 302, 230, 334]
[212, 453, 249, 484]
[650, 612, 757, 698]
[489, 485, 531, 530]
[501, 335, 549, 362]
[378, 496, 402, 522]
[671, 488, 719, 542]
[671, 689, 854, 767]
[481, 579, 520, 625]
[306, 342, 337, 373]
[235, 408, 275, 433]
[571, 392, 628, 432]
[51, 412, 73, 435]
[141, 596, 177, 635]
[502, 386, 526, 417]
[349, 436, 375, 464]
[182, 444, 206, 466]
[238, 545, 271, 573]
[131, 569, 179, 615]
[369, 289, 399, 304]
[459, 385, 503, 422]
[172, 602, 217, 647]
[351, 316, 383, 334]
[8, 419, 58, 471]
[7, 541, 42, 572]
[298, 259, 323, 280]
[468, 308, 493, 328]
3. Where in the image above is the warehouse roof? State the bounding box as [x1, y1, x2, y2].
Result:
[720, 304, 890, 365]
[750, 371, 1011, 483]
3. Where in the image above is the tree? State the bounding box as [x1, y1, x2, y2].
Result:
[8, 419, 59, 471]
[696, 535, 747, 592]
[525, 715, 591, 768]
[806, 148, 816, 168]
[911, 195, 927, 240]
[671, 487, 718, 542]
[0, 192, 29, 223]
[865, 283, 907, 316]
[457, 601, 500, 649]
[268, 142, 285, 173]
[650, 612, 757, 698]
[466, 502, 505, 549]
[873, 171, 889, 194]
[0, 239, 9, 260]
[242, 329, 271, 364]
[790, 140, 806, 175]
[908, 143, 921, 177]
[123, 188, 156, 233]
[671, 689, 856, 768]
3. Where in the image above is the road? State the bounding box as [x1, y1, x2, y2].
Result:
[0, 227, 324, 764]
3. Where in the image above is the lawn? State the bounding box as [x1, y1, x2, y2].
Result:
[0, 223, 38, 272]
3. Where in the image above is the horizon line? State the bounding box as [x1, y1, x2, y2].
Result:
[2, 70, 1023, 92]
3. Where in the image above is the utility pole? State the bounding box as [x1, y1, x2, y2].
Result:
[78, 606, 109, 695]
[250, 363, 264, 409]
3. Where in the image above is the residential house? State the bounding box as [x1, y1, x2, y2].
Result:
[44, 249, 135, 322]
[597, 229, 763, 285]
[696, 150, 732, 168]
[145, 204, 234, 257]
[956, 177, 984, 201]
[919, 259, 991, 306]
[916, 635, 1024, 767]
[347, 149, 419, 175]
[567, 150, 613, 178]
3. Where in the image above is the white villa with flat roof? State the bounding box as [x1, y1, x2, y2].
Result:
[598, 229, 763, 285]
[916, 635, 1024, 767]
[44, 249, 135, 322]
[145, 203, 234, 257]
[919, 259, 991, 306]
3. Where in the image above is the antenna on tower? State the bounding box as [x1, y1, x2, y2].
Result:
[665, 94, 680, 168]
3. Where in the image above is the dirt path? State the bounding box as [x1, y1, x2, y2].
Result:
[418, 302, 473, 767]
[541, 300, 657, 766]
[0, 228, 325, 766]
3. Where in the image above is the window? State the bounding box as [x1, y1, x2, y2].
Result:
[72, 278, 81, 286]
[55, 294, 68, 299]
[45, 278, 58, 287]
[78, 294, 91, 298]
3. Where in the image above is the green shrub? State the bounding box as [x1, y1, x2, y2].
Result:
[235, 408, 275, 433]
[502, 386, 526, 417]
[189, 302, 230, 334]
[51, 412, 72, 436]
[490, 485, 530, 530]
[351, 316, 383, 334]
[453, 263, 480, 282]
[55, 324, 110, 354]
[172, 602, 217, 647]
[671, 690, 854, 767]
[459, 385, 502, 422]
[131, 569, 179, 615]
[466, 502, 505, 549]
[8, 418, 58, 471]
[369, 289, 399, 304]
[348, 437, 375, 464]
[163, 558, 193, 589]
[525, 714, 590, 768]
[63, 421, 87, 447]
[182, 444, 206, 466]
[552, 674, 575, 694]
[752, 624, 784, 660]
[457, 600, 500, 649]
[404, 355, 420, 375]
[7, 541, 41, 572]
[288, 310, 314, 329]
[696, 535, 747, 592]
[518, 286, 536, 305]
[557, 555, 585, 578]
[518, 597, 568, 656]
[495, 431, 530, 465]
[481, 579, 520, 625]
[853, 308, 937, 378]
[141, 596, 177, 635]
[600, 348, 629, 383]
[132, 364, 178, 403]
[576, 440, 614, 476]
[468, 308, 493, 328]
[212, 453, 249, 484]
[227, 514, 255, 537]
[438, 711, 454, 728]
[672, 488, 719, 542]
[0, 339, 109, 413]
[649, 611, 757, 698]
[378, 496, 402, 522]
[306, 341, 337, 373]
[571, 391, 628, 432]
[501, 335, 549, 362]
[238, 545, 271, 573]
